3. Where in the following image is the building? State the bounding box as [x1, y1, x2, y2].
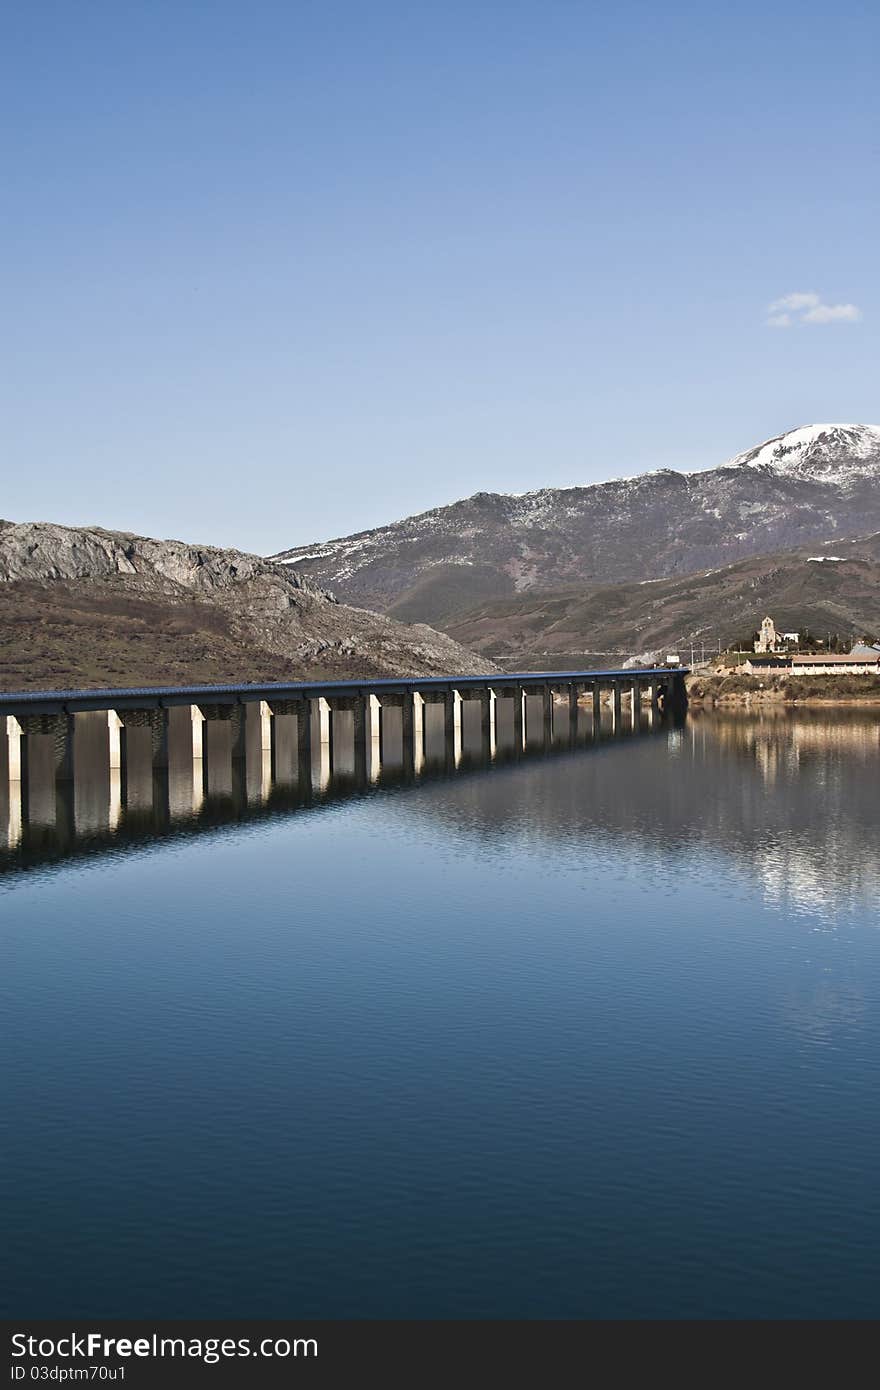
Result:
[788, 653, 880, 676]
[754, 616, 781, 653]
[743, 650, 880, 676]
[742, 655, 790, 674]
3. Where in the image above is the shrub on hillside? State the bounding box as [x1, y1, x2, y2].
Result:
[783, 674, 880, 700]
[688, 673, 780, 699]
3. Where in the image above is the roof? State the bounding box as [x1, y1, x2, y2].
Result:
[791, 653, 880, 665]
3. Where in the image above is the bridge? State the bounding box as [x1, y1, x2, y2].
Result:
[0, 669, 687, 846]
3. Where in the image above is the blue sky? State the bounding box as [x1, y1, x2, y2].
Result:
[2, 1, 877, 552]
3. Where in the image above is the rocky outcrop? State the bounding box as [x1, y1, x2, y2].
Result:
[0, 522, 498, 691]
[0, 521, 327, 592]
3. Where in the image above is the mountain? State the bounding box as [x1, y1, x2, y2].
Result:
[443, 532, 880, 669]
[272, 424, 880, 628]
[0, 522, 496, 692]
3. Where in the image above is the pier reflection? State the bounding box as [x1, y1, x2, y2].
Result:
[0, 692, 670, 876]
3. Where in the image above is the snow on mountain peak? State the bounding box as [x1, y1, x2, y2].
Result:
[724, 423, 880, 483]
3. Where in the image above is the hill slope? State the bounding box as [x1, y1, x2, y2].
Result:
[443, 533, 880, 668]
[273, 424, 880, 627]
[0, 522, 496, 691]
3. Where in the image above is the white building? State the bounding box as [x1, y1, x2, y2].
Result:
[754, 616, 780, 654]
[789, 653, 880, 676]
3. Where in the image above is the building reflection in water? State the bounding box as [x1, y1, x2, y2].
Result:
[392, 705, 880, 920]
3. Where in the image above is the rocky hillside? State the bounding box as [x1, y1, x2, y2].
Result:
[273, 425, 880, 628]
[0, 522, 496, 691]
[444, 532, 880, 669]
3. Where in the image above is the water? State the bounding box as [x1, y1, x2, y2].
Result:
[2, 708, 879, 1318]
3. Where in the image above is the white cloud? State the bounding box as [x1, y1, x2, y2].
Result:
[769, 292, 820, 313]
[802, 302, 861, 324]
[766, 291, 862, 328]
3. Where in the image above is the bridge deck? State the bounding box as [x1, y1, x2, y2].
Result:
[0, 669, 687, 716]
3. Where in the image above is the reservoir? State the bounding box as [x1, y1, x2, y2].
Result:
[2, 707, 879, 1318]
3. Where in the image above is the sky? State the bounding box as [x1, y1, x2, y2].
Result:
[2, 0, 878, 553]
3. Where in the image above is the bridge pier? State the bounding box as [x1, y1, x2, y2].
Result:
[260, 702, 273, 754]
[5, 716, 23, 782]
[612, 681, 622, 728]
[542, 685, 554, 743]
[401, 691, 425, 775]
[258, 708, 273, 800]
[568, 684, 579, 743]
[2, 717, 23, 850]
[106, 712, 123, 829]
[512, 685, 526, 751]
[297, 700, 312, 779]
[191, 704, 205, 758]
[315, 697, 332, 748]
[366, 693, 386, 763]
[351, 697, 368, 781]
[630, 680, 642, 727]
[443, 690, 463, 767]
[443, 689, 462, 741]
[478, 688, 497, 758]
[106, 710, 123, 770]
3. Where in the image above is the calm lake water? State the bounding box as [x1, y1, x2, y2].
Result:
[2, 708, 879, 1318]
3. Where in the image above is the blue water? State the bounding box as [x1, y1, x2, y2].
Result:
[2, 712, 879, 1317]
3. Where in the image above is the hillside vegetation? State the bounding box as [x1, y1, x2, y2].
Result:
[443, 533, 880, 668]
[688, 671, 880, 704]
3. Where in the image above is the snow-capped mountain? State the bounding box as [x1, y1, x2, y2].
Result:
[723, 424, 880, 482]
[272, 424, 880, 628]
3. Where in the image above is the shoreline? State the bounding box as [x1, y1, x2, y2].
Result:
[688, 694, 880, 708]
[686, 672, 880, 709]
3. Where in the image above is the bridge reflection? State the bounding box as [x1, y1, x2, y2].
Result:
[0, 693, 676, 875]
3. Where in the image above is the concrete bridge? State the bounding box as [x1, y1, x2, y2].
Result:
[0, 669, 687, 849]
